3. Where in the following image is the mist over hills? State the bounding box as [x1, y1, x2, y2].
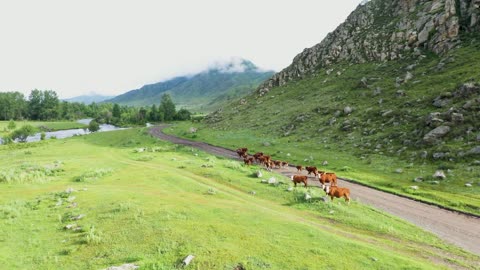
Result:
[105, 59, 274, 111]
[63, 94, 114, 104]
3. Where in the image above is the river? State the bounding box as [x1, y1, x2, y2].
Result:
[1, 119, 127, 144]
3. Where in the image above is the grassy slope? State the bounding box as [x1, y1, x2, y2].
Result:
[0, 129, 477, 269]
[165, 42, 480, 216]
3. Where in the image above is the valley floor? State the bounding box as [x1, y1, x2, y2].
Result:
[0, 128, 478, 269]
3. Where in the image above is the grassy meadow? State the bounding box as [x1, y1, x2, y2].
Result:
[0, 128, 478, 269]
[166, 122, 480, 216]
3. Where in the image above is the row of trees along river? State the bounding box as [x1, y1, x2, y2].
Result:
[0, 89, 193, 126]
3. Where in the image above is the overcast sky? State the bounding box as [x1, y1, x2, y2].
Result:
[0, 0, 363, 98]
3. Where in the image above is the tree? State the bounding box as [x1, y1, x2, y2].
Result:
[88, 120, 100, 132]
[41, 90, 59, 120]
[174, 108, 192, 121]
[160, 94, 176, 121]
[148, 104, 158, 122]
[28, 89, 43, 120]
[11, 125, 36, 143]
[7, 120, 16, 130]
[112, 103, 121, 118]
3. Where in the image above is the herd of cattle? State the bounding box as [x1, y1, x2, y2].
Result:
[235, 147, 351, 203]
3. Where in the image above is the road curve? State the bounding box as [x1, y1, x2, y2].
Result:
[150, 126, 480, 255]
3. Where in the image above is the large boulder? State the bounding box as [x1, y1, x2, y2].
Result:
[423, 126, 451, 144]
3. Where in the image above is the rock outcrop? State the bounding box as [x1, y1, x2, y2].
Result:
[257, 0, 480, 96]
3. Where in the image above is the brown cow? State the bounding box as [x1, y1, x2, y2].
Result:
[281, 161, 289, 168]
[318, 171, 337, 187]
[257, 156, 268, 165]
[236, 148, 248, 158]
[290, 175, 308, 187]
[305, 166, 319, 177]
[263, 155, 272, 163]
[273, 160, 282, 168]
[296, 165, 303, 172]
[243, 157, 254, 165]
[253, 152, 264, 162]
[324, 185, 350, 203]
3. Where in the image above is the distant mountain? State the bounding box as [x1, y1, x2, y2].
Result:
[105, 59, 274, 111]
[64, 94, 114, 104]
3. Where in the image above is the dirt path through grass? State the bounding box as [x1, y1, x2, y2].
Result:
[149, 125, 480, 256]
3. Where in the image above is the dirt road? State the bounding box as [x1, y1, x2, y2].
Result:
[150, 126, 480, 255]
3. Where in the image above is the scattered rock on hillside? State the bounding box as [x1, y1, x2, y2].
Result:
[65, 187, 75, 194]
[268, 177, 276, 185]
[432, 96, 451, 108]
[453, 82, 479, 98]
[256, 171, 263, 178]
[373, 87, 382, 96]
[423, 126, 450, 145]
[425, 112, 443, 127]
[381, 110, 393, 117]
[287, 186, 293, 192]
[433, 170, 446, 179]
[322, 160, 328, 166]
[466, 146, 480, 156]
[413, 177, 424, 183]
[189, 127, 197, 133]
[476, 134, 480, 142]
[395, 168, 403, 174]
[263, 142, 271, 147]
[465, 183, 473, 187]
[405, 71, 414, 82]
[105, 263, 139, 270]
[304, 194, 312, 201]
[64, 224, 77, 230]
[451, 113, 464, 123]
[433, 152, 448, 159]
[344, 106, 353, 115]
[410, 186, 419, 190]
[71, 214, 85, 221]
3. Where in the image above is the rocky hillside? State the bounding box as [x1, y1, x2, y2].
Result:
[257, 0, 480, 95]
[106, 59, 273, 111]
[206, 0, 480, 165]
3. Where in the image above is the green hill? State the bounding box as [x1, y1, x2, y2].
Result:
[106, 59, 274, 112]
[167, 0, 480, 214]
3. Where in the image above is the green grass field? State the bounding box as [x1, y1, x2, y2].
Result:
[0, 129, 478, 269]
[0, 120, 88, 136]
[165, 122, 480, 216]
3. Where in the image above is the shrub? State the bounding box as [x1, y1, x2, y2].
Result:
[74, 168, 113, 182]
[88, 120, 100, 133]
[7, 120, 16, 130]
[11, 125, 36, 142]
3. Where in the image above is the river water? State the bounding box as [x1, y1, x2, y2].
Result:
[1, 119, 127, 144]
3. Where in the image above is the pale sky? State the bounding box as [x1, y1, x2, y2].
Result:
[0, 0, 363, 98]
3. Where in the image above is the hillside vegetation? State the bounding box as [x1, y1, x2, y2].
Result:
[168, 0, 480, 215]
[1, 129, 478, 269]
[167, 40, 480, 215]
